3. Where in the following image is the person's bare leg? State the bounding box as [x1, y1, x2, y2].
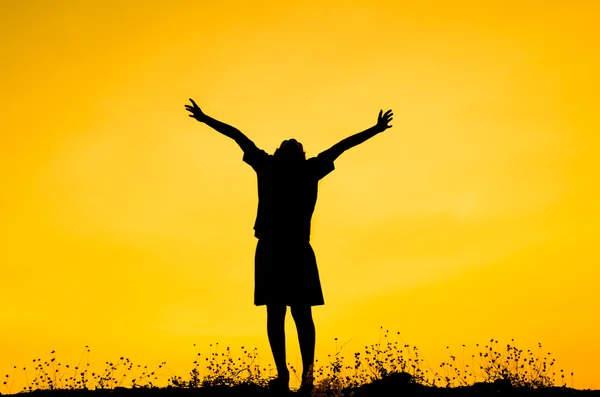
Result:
[291, 305, 315, 385]
[267, 304, 289, 379]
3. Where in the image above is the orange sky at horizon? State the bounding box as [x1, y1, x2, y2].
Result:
[1, 0, 599, 391]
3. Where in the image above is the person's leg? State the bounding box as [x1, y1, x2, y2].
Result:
[266, 304, 289, 379]
[291, 305, 315, 385]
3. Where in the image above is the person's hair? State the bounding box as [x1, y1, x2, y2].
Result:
[273, 139, 306, 164]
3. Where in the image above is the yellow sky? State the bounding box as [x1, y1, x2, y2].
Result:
[1, 0, 599, 391]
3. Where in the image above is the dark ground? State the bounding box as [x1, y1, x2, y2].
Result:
[3, 381, 600, 397]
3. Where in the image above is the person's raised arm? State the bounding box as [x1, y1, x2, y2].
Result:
[185, 98, 253, 152]
[323, 109, 393, 161]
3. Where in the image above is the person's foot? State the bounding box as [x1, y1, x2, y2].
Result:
[298, 368, 314, 396]
[296, 381, 314, 396]
[267, 374, 290, 393]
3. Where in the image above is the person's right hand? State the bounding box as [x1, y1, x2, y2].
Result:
[185, 98, 207, 122]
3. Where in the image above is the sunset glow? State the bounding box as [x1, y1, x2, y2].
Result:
[1, 0, 599, 391]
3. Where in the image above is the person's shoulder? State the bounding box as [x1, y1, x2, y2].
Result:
[304, 156, 320, 169]
[243, 144, 272, 170]
[306, 149, 335, 165]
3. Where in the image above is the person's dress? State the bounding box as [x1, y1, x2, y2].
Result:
[242, 142, 335, 306]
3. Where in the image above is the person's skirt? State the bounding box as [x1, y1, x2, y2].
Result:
[254, 237, 324, 306]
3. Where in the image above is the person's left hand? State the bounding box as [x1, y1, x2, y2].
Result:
[376, 109, 393, 132]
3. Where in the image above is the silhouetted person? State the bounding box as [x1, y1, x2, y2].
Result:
[185, 98, 393, 394]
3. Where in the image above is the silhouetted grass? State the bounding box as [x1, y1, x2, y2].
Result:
[2, 329, 598, 397]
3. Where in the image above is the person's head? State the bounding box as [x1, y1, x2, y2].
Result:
[274, 138, 306, 164]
